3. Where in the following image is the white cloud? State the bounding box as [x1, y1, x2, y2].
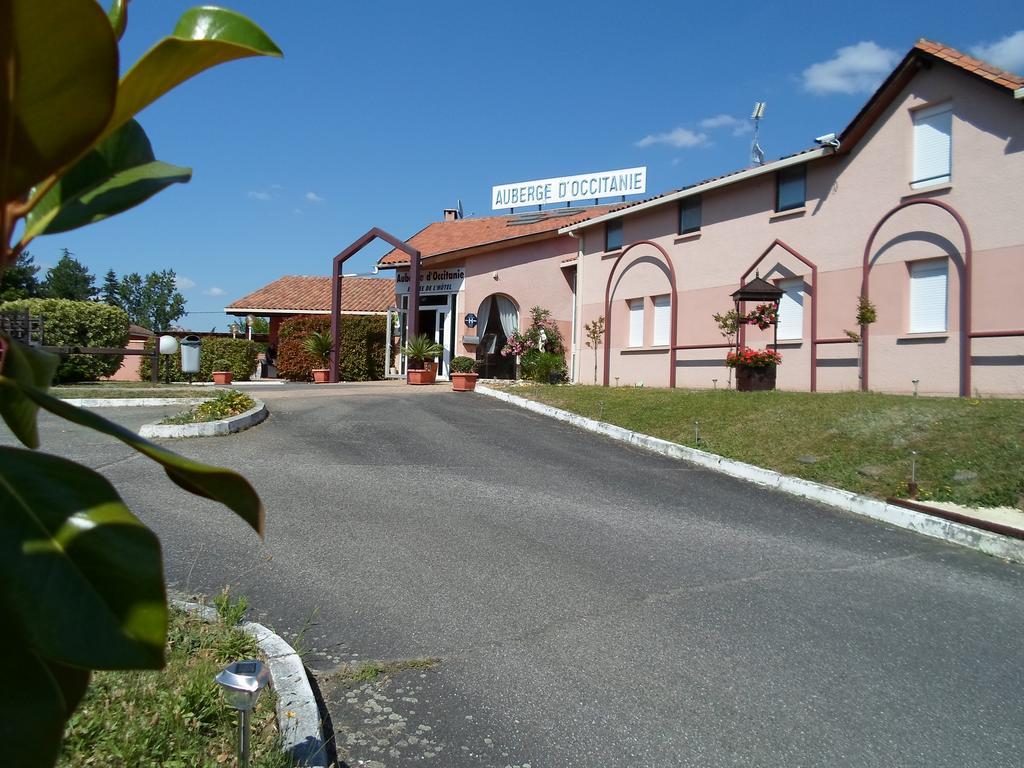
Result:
[175, 275, 196, 290]
[971, 30, 1024, 74]
[247, 190, 271, 201]
[636, 127, 708, 149]
[305, 191, 325, 203]
[203, 287, 226, 297]
[802, 41, 900, 95]
[700, 113, 753, 137]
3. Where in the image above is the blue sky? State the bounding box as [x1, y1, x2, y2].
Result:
[41, 0, 1024, 330]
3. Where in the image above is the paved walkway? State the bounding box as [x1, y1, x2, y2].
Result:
[14, 384, 1024, 767]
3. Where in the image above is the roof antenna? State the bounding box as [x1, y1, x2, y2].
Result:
[457, 198, 464, 220]
[750, 101, 766, 166]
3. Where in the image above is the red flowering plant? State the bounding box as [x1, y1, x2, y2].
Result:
[725, 347, 783, 368]
[743, 303, 779, 330]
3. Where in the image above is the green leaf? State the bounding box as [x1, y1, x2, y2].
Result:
[24, 120, 192, 239]
[0, 633, 90, 768]
[0, 447, 166, 669]
[107, 0, 128, 41]
[0, 0, 118, 200]
[0, 334, 58, 448]
[108, 6, 282, 138]
[0, 378, 265, 536]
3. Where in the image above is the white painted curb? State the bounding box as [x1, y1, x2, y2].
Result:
[477, 385, 1024, 565]
[175, 600, 329, 767]
[62, 397, 209, 408]
[138, 399, 267, 439]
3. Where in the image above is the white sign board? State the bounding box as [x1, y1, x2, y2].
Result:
[492, 167, 647, 210]
[395, 267, 465, 295]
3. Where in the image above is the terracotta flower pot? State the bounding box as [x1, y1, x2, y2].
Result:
[735, 364, 776, 392]
[451, 372, 478, 392]
[312, 368, 330, 383]
[212, 371, 233, 385]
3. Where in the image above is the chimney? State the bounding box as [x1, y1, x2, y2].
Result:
[443, 208, 460, 221]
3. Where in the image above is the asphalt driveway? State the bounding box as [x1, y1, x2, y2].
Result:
[12, 384, 1024, 767]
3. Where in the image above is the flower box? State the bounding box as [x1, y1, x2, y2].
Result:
[736, 364, 777, 392]
[451, 372, 478, 392]
[407, 361, 438, 385]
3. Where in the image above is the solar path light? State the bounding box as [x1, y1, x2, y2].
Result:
[215, 659, 270, 768]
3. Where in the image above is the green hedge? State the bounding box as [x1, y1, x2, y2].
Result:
[277, 314, 387, 382]
[139, 336, 258, 382]
[0, 298, 129, 383]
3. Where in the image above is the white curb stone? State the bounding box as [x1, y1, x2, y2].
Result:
[138, 399, 267, 438]
[175, 600, 329, 767]
[477, 385, 1024, 565]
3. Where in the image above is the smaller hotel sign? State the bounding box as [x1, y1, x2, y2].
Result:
[492, 167, 647, 210]
[396, 267, 465, 295]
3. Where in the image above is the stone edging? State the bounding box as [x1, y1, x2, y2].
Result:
[62, 397, 209, 408]
[138, 399, 267, 438]
[174, 600, 329, 767]
[477, 385, 1024, 565]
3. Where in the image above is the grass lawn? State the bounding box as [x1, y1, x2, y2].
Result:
[54, 382, 201, 399]
[507, 385, 1024, 508]
[59, 606, 286, 768]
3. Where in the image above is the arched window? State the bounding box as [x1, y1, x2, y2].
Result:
[476, 294, 518, 379]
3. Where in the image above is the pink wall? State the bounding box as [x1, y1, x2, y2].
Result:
[105, 337, 147, 382]
[573, 62, 1024, 396]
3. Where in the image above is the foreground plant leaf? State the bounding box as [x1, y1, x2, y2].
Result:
[107, 0, 128, 40]
[0, 0, 118, 200]
[0, 377, 265, 535]
[0, 446, 166, 669]
[24, 119, 192, 238]
[0, 334, 59, 448]
[108, 6, 282, 138]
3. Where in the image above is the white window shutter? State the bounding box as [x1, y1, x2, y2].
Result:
[652, 295, 671, 346]
[628, 299, 644, 347]
[777, 279, 803, 340]
[909, 260, 948, 333]
[912, 104, 951, 188]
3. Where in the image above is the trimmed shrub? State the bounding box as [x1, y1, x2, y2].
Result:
[139, 336, 257, 382]
[519, 349, 567, 383]
[0, 298, 129, 382]
[277, 314, 387, 382]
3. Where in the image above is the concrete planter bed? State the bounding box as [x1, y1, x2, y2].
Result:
[139, 399, 268, 438]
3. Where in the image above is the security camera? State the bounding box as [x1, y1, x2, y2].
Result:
[815, 132, 840, 148]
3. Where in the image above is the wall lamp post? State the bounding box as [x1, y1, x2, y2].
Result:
[215, 659, 270, 768]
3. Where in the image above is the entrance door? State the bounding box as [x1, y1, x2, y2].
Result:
[418, 305, 451, 379]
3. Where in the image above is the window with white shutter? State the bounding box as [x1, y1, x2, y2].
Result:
[909, 260, 948, 333]
[628, 299, 644, 347]
[652, 295, 671, 345]
[777, 279, 803, 340]
[912, 103, 952, 189]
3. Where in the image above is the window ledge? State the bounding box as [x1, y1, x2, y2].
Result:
[674, 232, 701, 243]
[772, 340, 803, 348]
[897, 332, 949, 344]
[903, 182, 952, 200]
[620, 347, 670, 355]
[769, 207, 806, 222]
[602, 248, 623, 259]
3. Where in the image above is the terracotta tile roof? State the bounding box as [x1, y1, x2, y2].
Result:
[915, 38, 1024, 90]
[377, 205, 618, 266]
[224, 275, 393, 314]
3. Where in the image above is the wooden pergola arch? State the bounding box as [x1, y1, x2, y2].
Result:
[329, 228, 420, 383]
[603, 240, 678, 388]
[861, 198, 972, 396]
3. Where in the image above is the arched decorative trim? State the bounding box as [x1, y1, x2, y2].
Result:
[738, 239, 819, 392]
[861, 199, 972, 396]
[603, 240, 678, 388]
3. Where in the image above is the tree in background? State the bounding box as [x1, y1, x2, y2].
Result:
[0, 250, 41, 302]
[101, 268, 121, 307]
[40, 248, 96, 300]
[249, 315, 269, 334]
[113, 269, 187, 331]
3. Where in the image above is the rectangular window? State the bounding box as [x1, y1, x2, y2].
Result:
[775, 165, 806, 212]
[628, 298, 644, 347]
[912, 102, 952, 188]
[679, 196, 701, 234]
[776, 279, 804, 340]
[606, 220, 623, 251]
[652, 295, 671, 345]
[909, 260, 948, 333]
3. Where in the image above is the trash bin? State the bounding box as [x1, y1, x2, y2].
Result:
[180, 335, 201, 374]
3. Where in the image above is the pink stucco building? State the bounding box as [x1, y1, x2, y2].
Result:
[376, 40, 1023, 395]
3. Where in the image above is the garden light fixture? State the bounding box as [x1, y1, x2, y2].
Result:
[158, 335, 179, 355]
[215, 659, 270, 768]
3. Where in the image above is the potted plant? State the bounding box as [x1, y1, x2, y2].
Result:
[450, 356, 479, 392]
[211, 358, 233, 385]
[725, 347, 782, 392]
[402, 334, 444, 385]
[303, 330, 333, 383]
